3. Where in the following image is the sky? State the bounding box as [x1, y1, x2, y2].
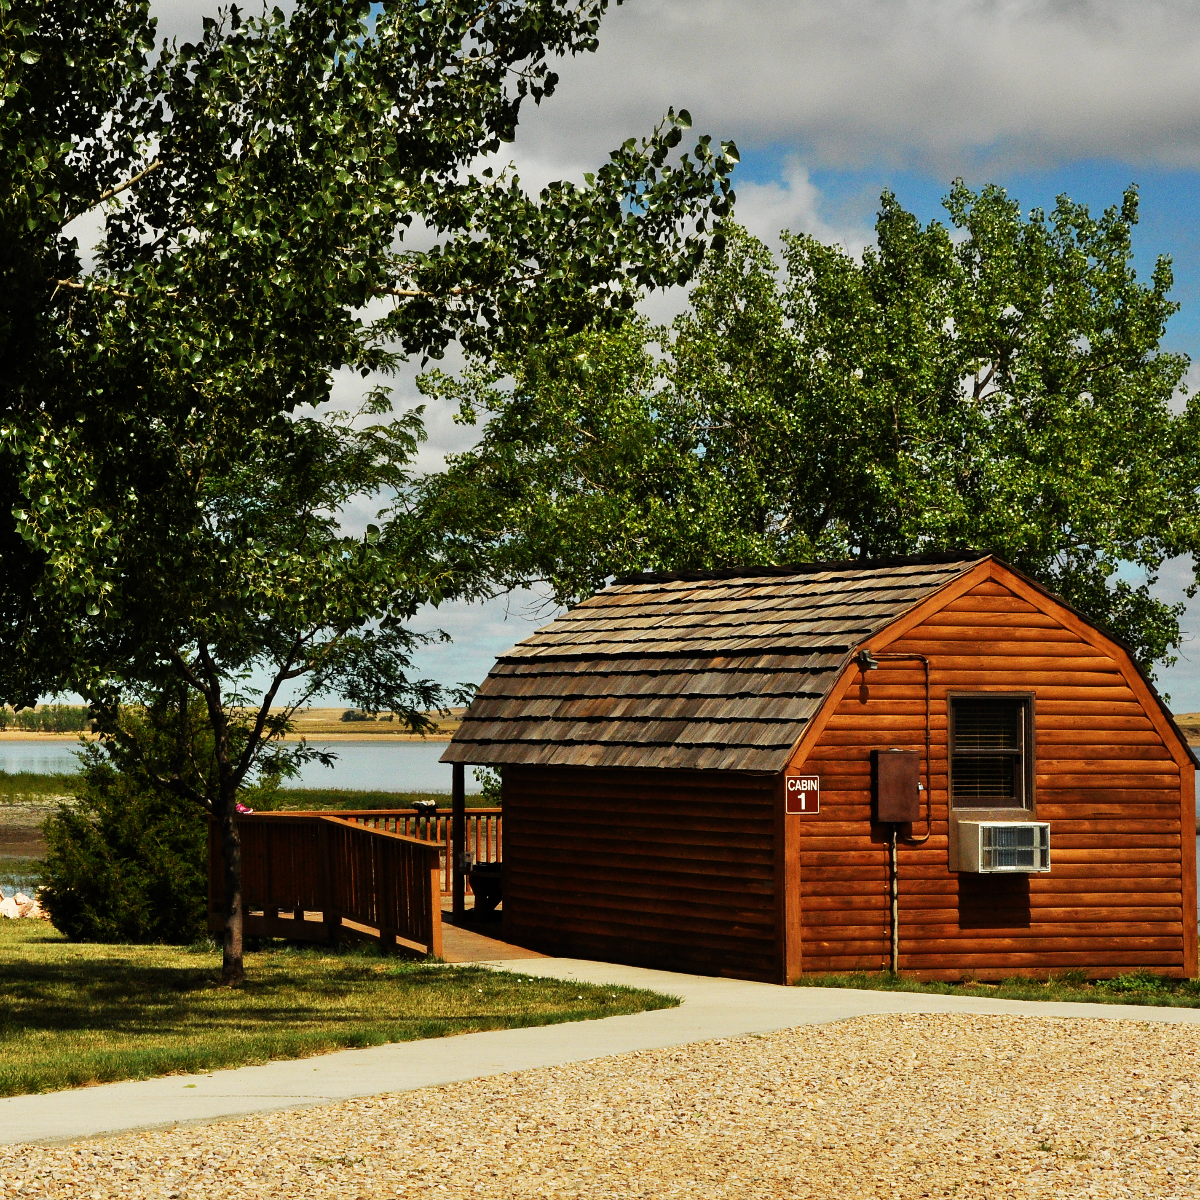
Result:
[143, 0, 1200, 709]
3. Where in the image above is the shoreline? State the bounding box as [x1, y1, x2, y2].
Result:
[0, 732, 454, 743]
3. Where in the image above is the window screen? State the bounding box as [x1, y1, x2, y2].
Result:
[951, 697, 1026, 807]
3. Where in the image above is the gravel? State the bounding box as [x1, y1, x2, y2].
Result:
[3, 1012, 1199, 1198]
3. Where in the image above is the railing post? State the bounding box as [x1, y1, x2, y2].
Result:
[429, 849, 443, 958]
[321, 819, 341, 946]
[452, 762, 465, 920]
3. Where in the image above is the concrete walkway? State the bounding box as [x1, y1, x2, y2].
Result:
[5, 958, 1200, 1147]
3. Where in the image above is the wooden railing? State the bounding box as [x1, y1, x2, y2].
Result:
[208, 813, 442, 957]
[318, 808, 502, 894]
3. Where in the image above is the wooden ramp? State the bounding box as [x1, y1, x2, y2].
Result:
[440, 910, 547, 964]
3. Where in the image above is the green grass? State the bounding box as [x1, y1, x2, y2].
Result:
[0, 771, 76, 805]
[797, 968, 1200, 1008]
[264, 787, 499, 811]
[0, 921, 676, 1097]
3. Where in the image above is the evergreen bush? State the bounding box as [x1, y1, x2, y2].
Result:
[36, 692, 252, 943]
[39, 746, 209, 943]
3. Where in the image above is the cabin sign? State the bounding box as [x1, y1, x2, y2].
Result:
[785, 774, 819, 815]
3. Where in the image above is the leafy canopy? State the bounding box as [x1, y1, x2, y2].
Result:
[1, 0, 736, 978]
[0, 0, 736, 738]
[420, 183, 1199, 672]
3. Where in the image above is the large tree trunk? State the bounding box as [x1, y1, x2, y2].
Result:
[218, 787, 244, 986]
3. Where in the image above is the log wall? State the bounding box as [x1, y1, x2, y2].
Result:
[501, 765, 780, 980]
[795, 576, 1197, 980]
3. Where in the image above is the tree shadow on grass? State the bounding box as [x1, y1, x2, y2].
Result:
[0, 953, 392, 1038]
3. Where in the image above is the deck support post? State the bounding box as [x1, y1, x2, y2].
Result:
[452, 762, 466, 920]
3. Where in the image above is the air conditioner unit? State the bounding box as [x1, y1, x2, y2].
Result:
[958, 822, 1050, 873]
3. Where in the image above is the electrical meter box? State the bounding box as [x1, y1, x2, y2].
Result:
[958, 822, 1051, 873]
[872, 748, 921, 824]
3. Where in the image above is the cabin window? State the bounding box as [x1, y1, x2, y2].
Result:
[949, 696, 1030, 808]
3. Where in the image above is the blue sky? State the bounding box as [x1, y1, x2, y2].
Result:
[144, 1, 1200, 709]
[775, 157, 1200, 358]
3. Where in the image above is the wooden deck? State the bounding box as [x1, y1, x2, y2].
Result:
[208, 808, 509, 960]
[337, 808, 501, 894]
[208, 812, 445, 957]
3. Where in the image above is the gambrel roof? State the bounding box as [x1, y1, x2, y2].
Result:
[442, 552, 990, 773]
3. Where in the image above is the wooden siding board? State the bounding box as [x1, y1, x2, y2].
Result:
[502, 765, 780, 982]
[793, 570, 1194, 981]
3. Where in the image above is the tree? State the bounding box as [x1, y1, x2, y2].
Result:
[1, 0, 737, 982]
[419, 185, 1200, 672]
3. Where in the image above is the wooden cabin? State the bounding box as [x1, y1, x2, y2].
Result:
[442, 553, 1198, 983]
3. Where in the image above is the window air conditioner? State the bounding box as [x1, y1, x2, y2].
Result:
[958, 822, 1050, 874]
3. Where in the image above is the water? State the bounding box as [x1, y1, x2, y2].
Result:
[0, 739, 479, 793]
[0, 741, 84, 775]
[0, 869, 41, 901]
[290, 741, 481, 792]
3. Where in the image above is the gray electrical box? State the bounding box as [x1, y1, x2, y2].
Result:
[872, 749, 921, 824]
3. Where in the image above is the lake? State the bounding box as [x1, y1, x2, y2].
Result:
[0, 739, 480, 793]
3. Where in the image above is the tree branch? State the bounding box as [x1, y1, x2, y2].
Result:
[98, 718, 212, 812]
[376, 269, 544, 301]
[232, 637, 303, 786]
[61, 159, 164, 226]
[52, 278, 133, 301]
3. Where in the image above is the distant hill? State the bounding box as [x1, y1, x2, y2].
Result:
[1173, 712, 1200, 746]
[278, 707, 465, 741]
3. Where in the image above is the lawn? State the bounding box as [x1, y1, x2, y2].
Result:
[797, 969, 1200, 1008]
[0, 922, 677, 1097]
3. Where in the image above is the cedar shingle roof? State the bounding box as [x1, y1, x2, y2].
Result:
[442, 552, 989, 773]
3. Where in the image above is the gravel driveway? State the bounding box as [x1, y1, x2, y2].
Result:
[3, 1012, 1198, 1198]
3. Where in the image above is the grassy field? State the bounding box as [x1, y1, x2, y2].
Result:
[263, 787, 498, 811]
[0, 770, 493, 812]
[0, 771, 75, 805]
[281, 706, 465, 738]
[0, 922, 676, 1097]
[797, 969, 1200, 1008]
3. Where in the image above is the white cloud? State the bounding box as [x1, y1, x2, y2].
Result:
[145, 2, 1200, 174]
[149, 0, 254, 45]
[732, 158, 873, 256]
[1139, 554, 1200, 712]
[130, 0, 1200, 705]
[514, 1, 1200, 174]
[410, 587, 561, 691]
[60, 209, 107, 271]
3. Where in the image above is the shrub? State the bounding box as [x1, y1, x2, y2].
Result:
[39, 745, 209, 943]
[1099, 970, 1173, 995]
[37, 693, 220, 944]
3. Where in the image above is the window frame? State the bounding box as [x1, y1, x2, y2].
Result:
[947, 691, 1036, 812]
